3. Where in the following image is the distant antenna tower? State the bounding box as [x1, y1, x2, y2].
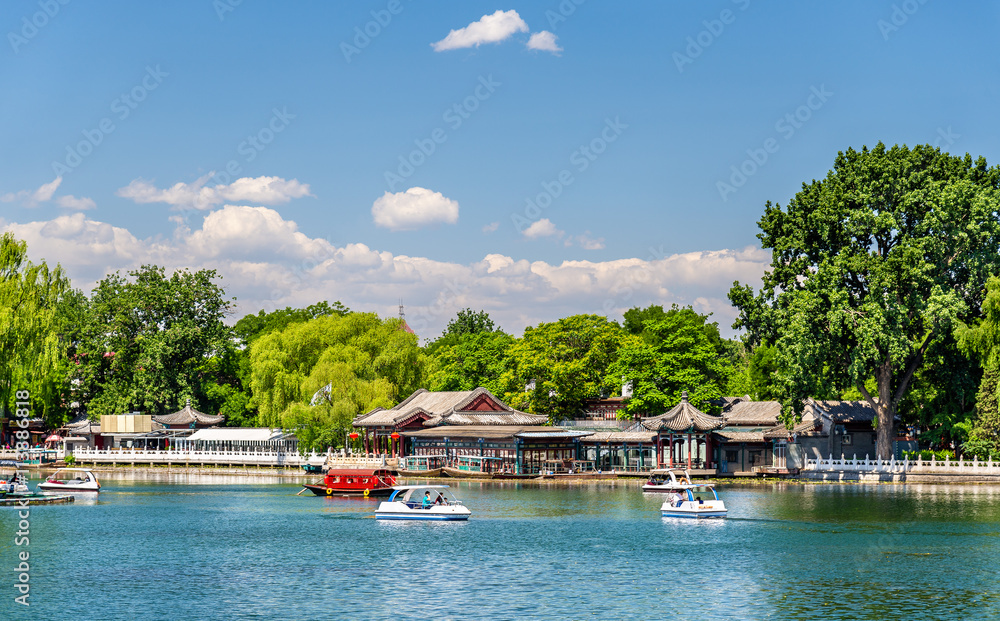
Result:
[398, 299, 405, 320]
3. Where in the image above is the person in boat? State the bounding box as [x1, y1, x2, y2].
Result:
[434, 492, 448, 506]
[422, 491, 432, 509]
[669, 490, 684, 507]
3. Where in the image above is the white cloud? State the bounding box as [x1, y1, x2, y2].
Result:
[56, 195, 97, 210]
[432, 10, 529, 52]
[522, 218, 564, 239]
[1, 177, 63, 207]
[526, 31, 562, 55]
[117, 174, 312, 210]
[482, 221, 500, 233]
[3, 209, 769, 339]
[372, 187, 459, 231]
[575, 233, 605, 250]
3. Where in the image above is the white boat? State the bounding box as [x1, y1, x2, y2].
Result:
[0, 461, 29, 493]
[660, 484, 727, 518]
[642, 468, 695, 492]
[375, 485, 471, 521]
[37, 468, 101, 493]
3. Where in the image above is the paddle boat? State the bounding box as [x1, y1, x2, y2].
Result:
[642, 468, 695, 492]
[37, 468, 101, 493]
[660, 484, 727, 518]
[302, 468, 396, 497]
[375, 485, 471, 521]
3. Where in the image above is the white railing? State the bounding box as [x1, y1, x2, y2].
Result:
[804, 454, 1000, 474]
[73, 447, 325, 467]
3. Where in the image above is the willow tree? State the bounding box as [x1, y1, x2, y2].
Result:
[249, 312, 424, 451]
[730, 144, 1000, 459]
[0, 233, 69, 419]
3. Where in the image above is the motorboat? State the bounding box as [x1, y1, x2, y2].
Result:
[642, 468, 695, 492]
[37, 468, 101, 492]
[375, 485, 471, 521]
[302, 468, 396, 497]
[0, 460, 29, 494]
[660, 484, 727, 518]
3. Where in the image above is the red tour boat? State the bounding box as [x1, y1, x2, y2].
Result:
[302, 468, 397, 497]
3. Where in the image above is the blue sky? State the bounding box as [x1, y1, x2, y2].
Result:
[2, 1, 999, 338]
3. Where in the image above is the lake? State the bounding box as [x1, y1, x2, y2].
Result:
[2, 473, 999, 620]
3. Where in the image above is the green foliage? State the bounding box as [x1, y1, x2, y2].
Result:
[499, 315, 624, 421]
[63, 454, 76, 466]
[249, 313, 424, 452]
[74, 265, 234, 417]
[0, 233, 70, 423]
[234, 300, 349, 345]
[443, 308, 495, 337]
[730, 143, 1000, 456]
[427, 330, 514, 393]
[725, 343, 784, 401]
[902, 449, 957, 461]
[611, 306, 730, 417]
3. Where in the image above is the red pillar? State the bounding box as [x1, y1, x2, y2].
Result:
[687, 433, 692, 470]
[668, 435, 674, 467]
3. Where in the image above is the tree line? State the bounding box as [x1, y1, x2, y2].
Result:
[4, 143, 1000, 459]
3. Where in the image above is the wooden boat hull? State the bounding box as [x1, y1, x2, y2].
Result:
[441, 466, 493, 479]
[302, 484, 394, 497]
[397, 468, 443, 477]
[536, 472, 618, 480]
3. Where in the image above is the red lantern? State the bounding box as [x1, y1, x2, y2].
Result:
[349, 432, 359, 440]
[390, 432, 400, 440]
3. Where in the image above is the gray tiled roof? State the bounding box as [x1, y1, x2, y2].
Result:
[581, 431, 657, 443]
[713, 429, 766, 443]
[354, 387, 546, 427]
[642, 393, 724, 432]
[722, 399, 782, 426]
[152, 401, 224, 426]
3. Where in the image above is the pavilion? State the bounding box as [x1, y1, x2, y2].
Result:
[642, 391, 724, 471]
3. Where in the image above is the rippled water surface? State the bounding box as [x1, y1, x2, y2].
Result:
[2, 473, 1000, 620]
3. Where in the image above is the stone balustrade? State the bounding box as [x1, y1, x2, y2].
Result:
[804, 454, 1000, 474]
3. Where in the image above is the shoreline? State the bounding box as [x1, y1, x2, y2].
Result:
[25, 462, 1000, 485]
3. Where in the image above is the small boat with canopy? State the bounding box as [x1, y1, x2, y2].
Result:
[660, 484, 727, 518]
[642, 468, 695, 492]
[375, 485, 471, 521]
[37, 468, 101, 492]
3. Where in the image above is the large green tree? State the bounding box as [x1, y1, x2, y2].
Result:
[499, 314, 624, 421]
[611, 305, 732, 417]
[730, 144, 1000, 458]
[956, 275, 1000, 458]
[0, 233, 70, 422]
[75, 265, 234, 417]
[248, 313, 424, 451]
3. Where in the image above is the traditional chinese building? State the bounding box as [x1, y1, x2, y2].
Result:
[354, 387, 591, 474]
[642, 391, 724, 471]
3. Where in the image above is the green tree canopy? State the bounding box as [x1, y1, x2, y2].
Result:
[499, 314, 624, 421]
[234, 300, 349, 345]
[75, 265, 234, 417]
[249, 313, 424, 451]
[0, 233, 70, 422]
[426, 330, 514, 393]
[611, 306, 731, 417]
[956, 275, 1000, 458]
[731, 143, 1000, 458]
